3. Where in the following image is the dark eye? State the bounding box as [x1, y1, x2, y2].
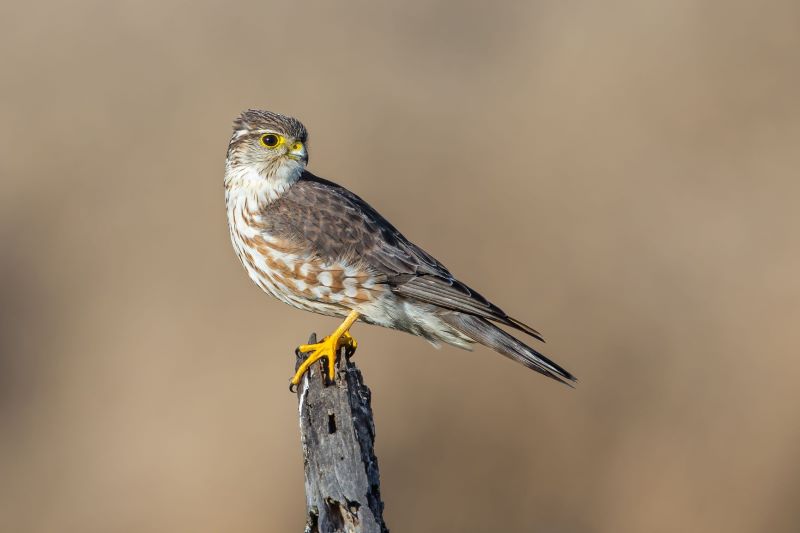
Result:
[261, 134, 281, 148]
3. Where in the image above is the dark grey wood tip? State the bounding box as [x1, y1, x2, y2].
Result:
[295, 334, 388, 533]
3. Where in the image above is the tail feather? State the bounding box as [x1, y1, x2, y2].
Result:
[440, 312, 576, 386]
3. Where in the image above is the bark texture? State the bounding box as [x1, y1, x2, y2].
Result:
[295, 334, 388, 533]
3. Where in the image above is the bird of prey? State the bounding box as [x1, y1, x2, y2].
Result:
[224, 109, 575, 389]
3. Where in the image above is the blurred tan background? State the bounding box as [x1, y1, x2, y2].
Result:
[1, 1, 799, 531]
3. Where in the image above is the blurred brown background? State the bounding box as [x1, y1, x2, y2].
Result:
[1, 1, 799, 531]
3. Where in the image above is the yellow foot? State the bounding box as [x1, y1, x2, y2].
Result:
[289, 310, 360, 392]
[290, 332, 358, 391]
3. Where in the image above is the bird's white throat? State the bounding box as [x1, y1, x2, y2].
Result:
[224, 159, 303, 210]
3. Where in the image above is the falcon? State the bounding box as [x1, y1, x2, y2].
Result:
[224, 110, 575, 389]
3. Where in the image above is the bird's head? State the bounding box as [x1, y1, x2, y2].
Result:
[224, 109, 309, 197]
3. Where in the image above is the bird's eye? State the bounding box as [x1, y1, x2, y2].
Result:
[260, 134, 282, 148]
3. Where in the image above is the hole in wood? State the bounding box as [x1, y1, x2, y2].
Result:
[324, 498, 345, 529]
[346, 499, 361, 515]
[328, 413, 337, 434]
[306, 507, 319, 533]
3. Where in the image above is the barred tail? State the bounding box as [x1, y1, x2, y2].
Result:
[440, 312, 576, 386]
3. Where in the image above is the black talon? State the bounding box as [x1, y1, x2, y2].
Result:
[289, 381, 297, 393]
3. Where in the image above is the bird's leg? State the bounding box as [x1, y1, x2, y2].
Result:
[291, 310, 360, 390]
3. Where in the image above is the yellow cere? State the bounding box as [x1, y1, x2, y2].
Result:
[260, 133, 285, 148]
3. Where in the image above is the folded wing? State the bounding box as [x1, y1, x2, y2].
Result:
[278, 172, 547, 342]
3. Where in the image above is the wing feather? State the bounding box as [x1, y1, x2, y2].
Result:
[273, 172, 544, 341]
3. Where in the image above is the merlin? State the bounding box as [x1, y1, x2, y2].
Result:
[225, 109, 575, 389]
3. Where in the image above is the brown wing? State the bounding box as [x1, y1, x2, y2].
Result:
[267, 171, 544, 341]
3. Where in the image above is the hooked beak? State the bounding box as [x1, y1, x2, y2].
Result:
[287, 141, 308, 164]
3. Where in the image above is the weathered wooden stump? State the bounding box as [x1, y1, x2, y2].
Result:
[295, 334, 388, 533]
